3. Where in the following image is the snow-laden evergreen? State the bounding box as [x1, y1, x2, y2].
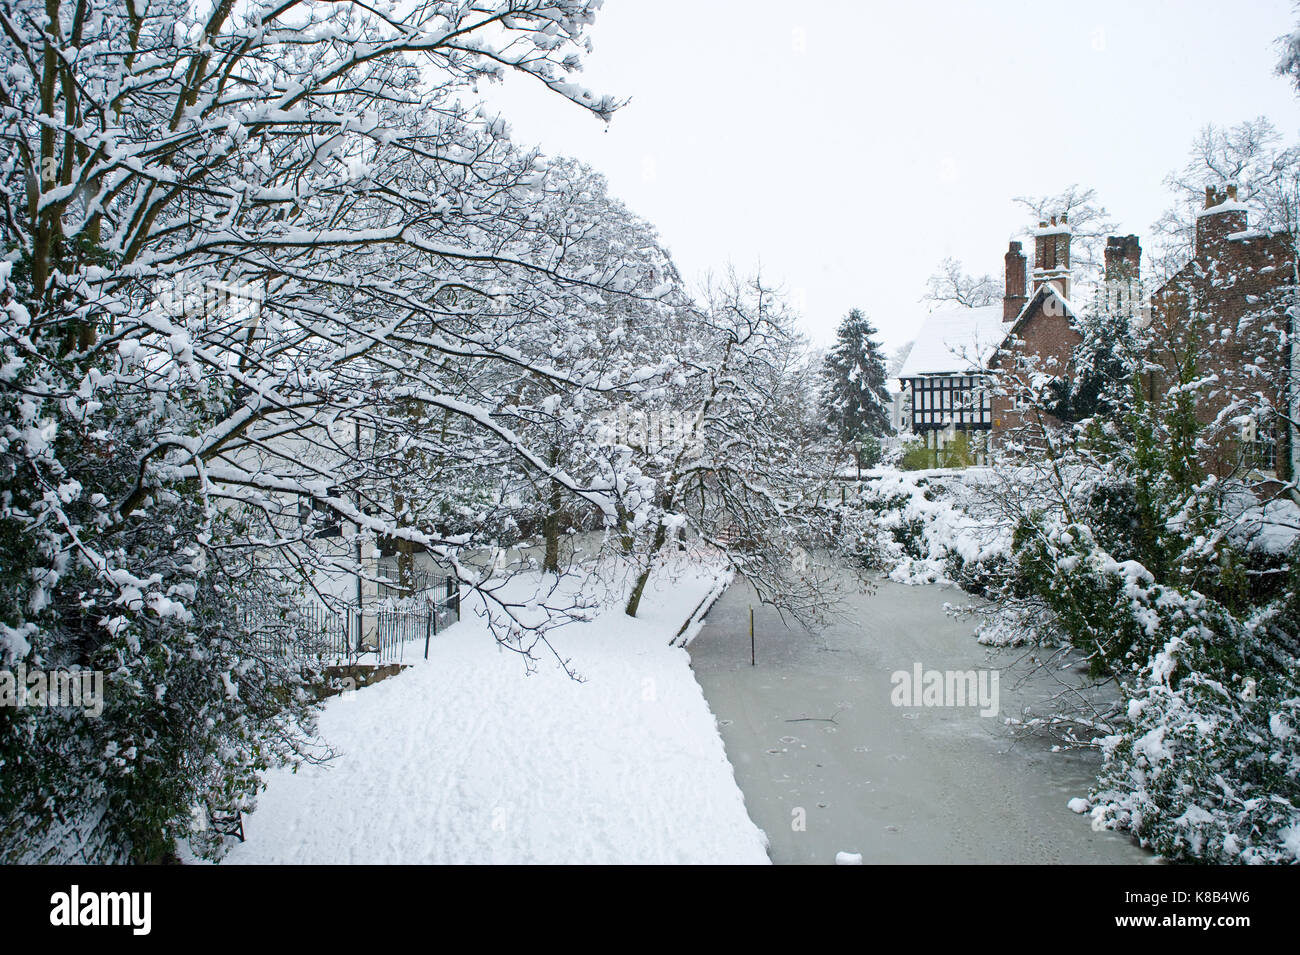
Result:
[820, 309, 893, 443]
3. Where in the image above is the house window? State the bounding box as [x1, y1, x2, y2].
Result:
[904, 374, 993, 433]
[300, 487, 344, 538]
[1240, 416, 1278, 472]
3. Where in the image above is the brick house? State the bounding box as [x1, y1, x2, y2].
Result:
[896, 218, 1089, 463]
[988, 219, 1085, 450]
[1145, 185, 1298, 481]
[900, 187, 1296, 475]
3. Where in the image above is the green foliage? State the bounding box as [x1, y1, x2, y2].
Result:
[939, 431, 975, 469]
[896, 432, 977, 470]
[856, 433, 883, 469]
[899, 439, 934, 471]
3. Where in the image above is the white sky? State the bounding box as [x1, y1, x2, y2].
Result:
[482, 0, 1300, 355]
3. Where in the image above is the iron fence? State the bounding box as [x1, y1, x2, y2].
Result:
[247, 575, 462, 665]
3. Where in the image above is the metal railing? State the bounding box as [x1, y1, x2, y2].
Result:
[247, 575, 462, 665]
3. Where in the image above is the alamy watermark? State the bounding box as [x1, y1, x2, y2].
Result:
[154, 275, 263, 324]
[890, 662, 999, 717]
[50, 885, 150, 935]
[0, 664, 104, 717]
[595, 404, 702, 458]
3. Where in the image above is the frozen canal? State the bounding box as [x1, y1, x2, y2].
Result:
[688, 575, 1155, 865]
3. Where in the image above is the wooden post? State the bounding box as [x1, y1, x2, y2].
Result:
[750, 606, 755, 666]
[424, 604, 433, 659]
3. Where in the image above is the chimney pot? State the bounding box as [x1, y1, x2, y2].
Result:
[1205, 185, 1227, 208]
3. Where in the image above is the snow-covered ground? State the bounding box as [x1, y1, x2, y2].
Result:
[219, 555, 770, 865]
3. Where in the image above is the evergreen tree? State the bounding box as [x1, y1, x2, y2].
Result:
[821, 309, 893, 442]
[1044, 305, 1137, 424]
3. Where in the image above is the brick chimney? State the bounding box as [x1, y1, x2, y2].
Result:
[1103, 234, 1141, 281]
[1003, 241, 1027, 321]
[1032, 214, 1072, 299]
[1104, 234, 1141, 318]
[1195, 183, 1248, 259]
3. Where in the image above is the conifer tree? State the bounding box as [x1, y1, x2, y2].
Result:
[821, 309, 893, 442]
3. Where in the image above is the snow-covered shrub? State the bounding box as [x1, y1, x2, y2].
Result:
[1010, 517, 1171, 677]
[1006, 466, 1300, 862]
[1006, 501, 1300, 862]
[1089, 580, 1300, 864]
[848, 472, 1013, 593]
[0, 339, 321, 863]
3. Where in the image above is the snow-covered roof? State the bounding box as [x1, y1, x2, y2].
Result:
[1196, 198, 1251, 219]
[897, 304, 1008, 379]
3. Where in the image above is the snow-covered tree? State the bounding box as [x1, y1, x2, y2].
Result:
[820, 308, 892, 443]
[922, 258, 1000, 308]
[0, 0, 637, 862]
[487, 157, 687, 575]
[1014, 185, 1118, 293]
[1149, 118, 1300, 282]
[618, 274, 848, 624]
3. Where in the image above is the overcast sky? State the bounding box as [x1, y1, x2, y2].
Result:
[483, 0, 1300, 356]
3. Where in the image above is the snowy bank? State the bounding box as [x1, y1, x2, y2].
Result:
[219, 558, 770, 864]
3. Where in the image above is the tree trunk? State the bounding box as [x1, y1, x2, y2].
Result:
[625, 519, 668, 617]
[542, 446, 562, 574]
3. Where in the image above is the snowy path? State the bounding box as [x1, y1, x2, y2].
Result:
[688, 575, 1155, 865]
[220, 561, 769, 865]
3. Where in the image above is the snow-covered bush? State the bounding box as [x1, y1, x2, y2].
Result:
[994, 316, 1300, 861]
[847, 472, 1013, 594]
[0, 376, 321, 863]
[1089, 576, 1300, 863]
